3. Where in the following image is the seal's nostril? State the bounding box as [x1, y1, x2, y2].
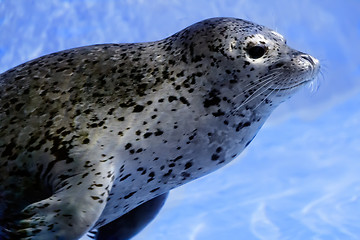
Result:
[300, 55, 315, 65]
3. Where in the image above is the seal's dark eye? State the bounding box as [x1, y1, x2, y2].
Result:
[247, 46, 266, 59]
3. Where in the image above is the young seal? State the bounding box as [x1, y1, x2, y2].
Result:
[0, 17, 319, 239]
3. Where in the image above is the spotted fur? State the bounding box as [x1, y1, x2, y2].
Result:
[0, 17, 319, 239]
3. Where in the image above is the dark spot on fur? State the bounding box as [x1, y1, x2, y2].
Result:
[133, 105, 145, 112]
[15, 103, 25, 111]
[163, 169, 172, 177]
[176, 71, 185, 77]
[243, 61, 250, 68]
[168, 96, 178, 102]
[124, 191, 136, 199]
[147, 171, 156, 183]
[150, 187, 160, 193]
[1, 141, 17, 159]
[185, 161, 193, 170]
[203, 89, 221, 108]
[211, 154, 220, 161]
[107, 108, 115, 115]
[154, 129, 163, 136]
[144, 132, 152, 138]
[236, 121, 251, 132]
[125, 143, 132, 150]
[181, 172, 191, 179]
[212, 109, 225, 117]
[179, 96, 190, 106]
[120, 174, 131, 181]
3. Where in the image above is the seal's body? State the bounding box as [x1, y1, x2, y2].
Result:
[0, 18, 319, 239]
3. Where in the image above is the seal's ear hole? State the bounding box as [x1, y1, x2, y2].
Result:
[246, 45, 267, 59]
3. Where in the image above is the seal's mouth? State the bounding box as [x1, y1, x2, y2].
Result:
[269, 80, 312, 91]
[270, 54, 320, 91]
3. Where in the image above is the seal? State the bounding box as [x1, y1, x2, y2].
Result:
[0, 17, 319, 239]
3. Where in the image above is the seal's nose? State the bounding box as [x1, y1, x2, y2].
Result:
[300, 54, 319, 67]
[300, 54, 315, 65]
[298, 53, 320, 76]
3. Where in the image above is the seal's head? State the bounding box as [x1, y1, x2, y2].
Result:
[171, 17, 320, 114]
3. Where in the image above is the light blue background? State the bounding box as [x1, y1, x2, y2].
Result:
[1, 0, 360, 239]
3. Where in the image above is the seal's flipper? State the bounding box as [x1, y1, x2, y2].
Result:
[97, 192, 169, 240]
[8, 164, 115, 240]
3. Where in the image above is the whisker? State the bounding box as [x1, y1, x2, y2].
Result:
[274, 82, 284, 96]
[240, 72, 279, 90]
[253, 73, 291, 110]
[254, 85, 277, 110]
[231, 69, 290, 113]
[234, 80, 274, 112]
[312, 70, 324, 92]
[232, 72, 282, 103]
[232, 79, 273, 104]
